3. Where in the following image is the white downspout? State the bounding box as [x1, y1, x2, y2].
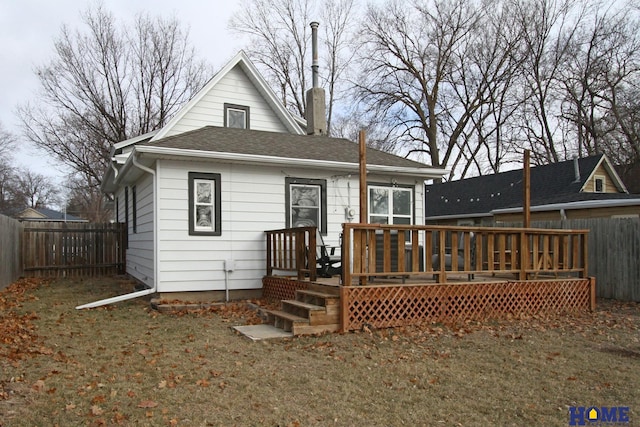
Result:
[76, 153, 158, 309]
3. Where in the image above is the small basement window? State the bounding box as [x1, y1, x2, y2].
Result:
[224, 103, 250, 129]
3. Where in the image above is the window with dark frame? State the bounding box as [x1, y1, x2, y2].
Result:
[124, 187, 129, 228]
[285, 177, 327, 235]
[189, 172, 222, 236]
[595, 176, 605, 192]
[224, 103, 250, 129]
[132, 185, 137, 234]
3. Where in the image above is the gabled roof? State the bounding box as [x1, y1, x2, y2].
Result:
[151, 51, 304, 141]
[141, 126, 428, 168]
[12, 207, 87, 222]
[124, 126, 444, 180]
[425, 154, 634, 219]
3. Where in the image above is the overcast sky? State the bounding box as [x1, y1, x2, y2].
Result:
[0, 0, 246, 180]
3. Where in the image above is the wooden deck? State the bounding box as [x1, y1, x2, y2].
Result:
[263, 224, 594, 334]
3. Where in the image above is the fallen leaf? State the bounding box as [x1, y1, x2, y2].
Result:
[137, 400, 159, 408]
[32, 380, 45, 392]
[158, 380, 167, 389]
[65, 403, 76, 411]
[91, 405, 104, 416]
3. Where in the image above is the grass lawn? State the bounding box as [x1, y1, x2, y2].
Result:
[0, 277, 638, 426]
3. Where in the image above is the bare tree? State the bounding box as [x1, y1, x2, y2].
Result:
[0, 122, 16, 158]
[18, 4, 208, 215]
[63, 175, 112, 222]
[0, 123, 19, 213]
[354, 0, 532, 179]
[13, 169, 59, 209]
[511, 0, 591, 165]
[230, 0, 313, 118]
[230, 0, 357, 134]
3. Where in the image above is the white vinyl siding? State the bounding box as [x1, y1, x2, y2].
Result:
[152, 159, 424, 293]
[166, 65, 289, 136]
[125, 173, 154, 288]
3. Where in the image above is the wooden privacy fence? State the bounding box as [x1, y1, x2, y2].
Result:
[342, 224, 589, 286]
[514, 218, 640, 302]
[22, 222, 126, 278]
[0, 214, 23, 289]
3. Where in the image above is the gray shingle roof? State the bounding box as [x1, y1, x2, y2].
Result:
[425, 154, 637, 218]
[140, 125, 431, 169]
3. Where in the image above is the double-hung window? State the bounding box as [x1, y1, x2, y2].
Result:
[189, 172, 222, 236]
[368, 185, 413, 225]
[285, 177, 327, 234]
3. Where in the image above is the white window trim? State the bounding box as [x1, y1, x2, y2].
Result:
[367, 184, 414, 225]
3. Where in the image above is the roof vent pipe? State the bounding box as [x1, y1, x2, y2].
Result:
[311, 21, 319, 88]
[573, 156, 581, 183]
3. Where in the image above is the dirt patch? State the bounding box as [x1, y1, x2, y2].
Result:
[0, 277, 638, 426]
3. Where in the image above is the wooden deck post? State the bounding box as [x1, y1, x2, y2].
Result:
[359, 130, 367, 224]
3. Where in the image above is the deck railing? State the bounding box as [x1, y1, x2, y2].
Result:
[265, 224, 589, 286]
[342, 224, 589, 286]
[265, 227, 317, 281]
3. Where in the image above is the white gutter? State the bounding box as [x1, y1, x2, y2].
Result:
[492, 198, 640, 214]
[76, 153, 158, 309]
[134, 145, 447, 179]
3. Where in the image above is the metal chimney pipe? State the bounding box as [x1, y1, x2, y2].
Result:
[310, 21, 319, 88]
[573, 156, 581, 182]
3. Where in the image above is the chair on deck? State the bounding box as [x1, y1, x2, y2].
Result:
[431, 232, 475, 280]
[316, 230, 342, 278]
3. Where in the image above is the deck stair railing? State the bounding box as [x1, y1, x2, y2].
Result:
[265, 227, 317, 281]
[342, 224, 589, 286]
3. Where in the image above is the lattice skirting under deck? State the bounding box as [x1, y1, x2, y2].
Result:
[340, 278, 595, 331]
[262, 276, 310, 301]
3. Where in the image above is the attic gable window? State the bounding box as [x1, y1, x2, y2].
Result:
[224, 103, 250, 129]
[189, 172, 222, 236]
[595, 176, 605, 192]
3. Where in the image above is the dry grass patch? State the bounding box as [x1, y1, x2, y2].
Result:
[0, 277, 638, 426]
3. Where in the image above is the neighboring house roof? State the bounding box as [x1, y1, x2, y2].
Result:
[425, 154, 637, 220]
[12, 207, 87, 222]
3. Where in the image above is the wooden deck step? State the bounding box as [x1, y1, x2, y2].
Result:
[296, 289, 339, 307]
[266, 310, 308, 333]
[282, 299, 331, 325]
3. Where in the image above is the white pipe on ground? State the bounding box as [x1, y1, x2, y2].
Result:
[75, 152, 158, 309]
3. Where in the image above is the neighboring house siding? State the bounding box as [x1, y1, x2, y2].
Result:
[154, 159, 424, 293]
[126, 174, 154, 288]
[583, 164, 618, 193]
[165, 65, 289, 137]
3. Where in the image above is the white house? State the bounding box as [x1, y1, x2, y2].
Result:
[79, 50, 445, 308]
